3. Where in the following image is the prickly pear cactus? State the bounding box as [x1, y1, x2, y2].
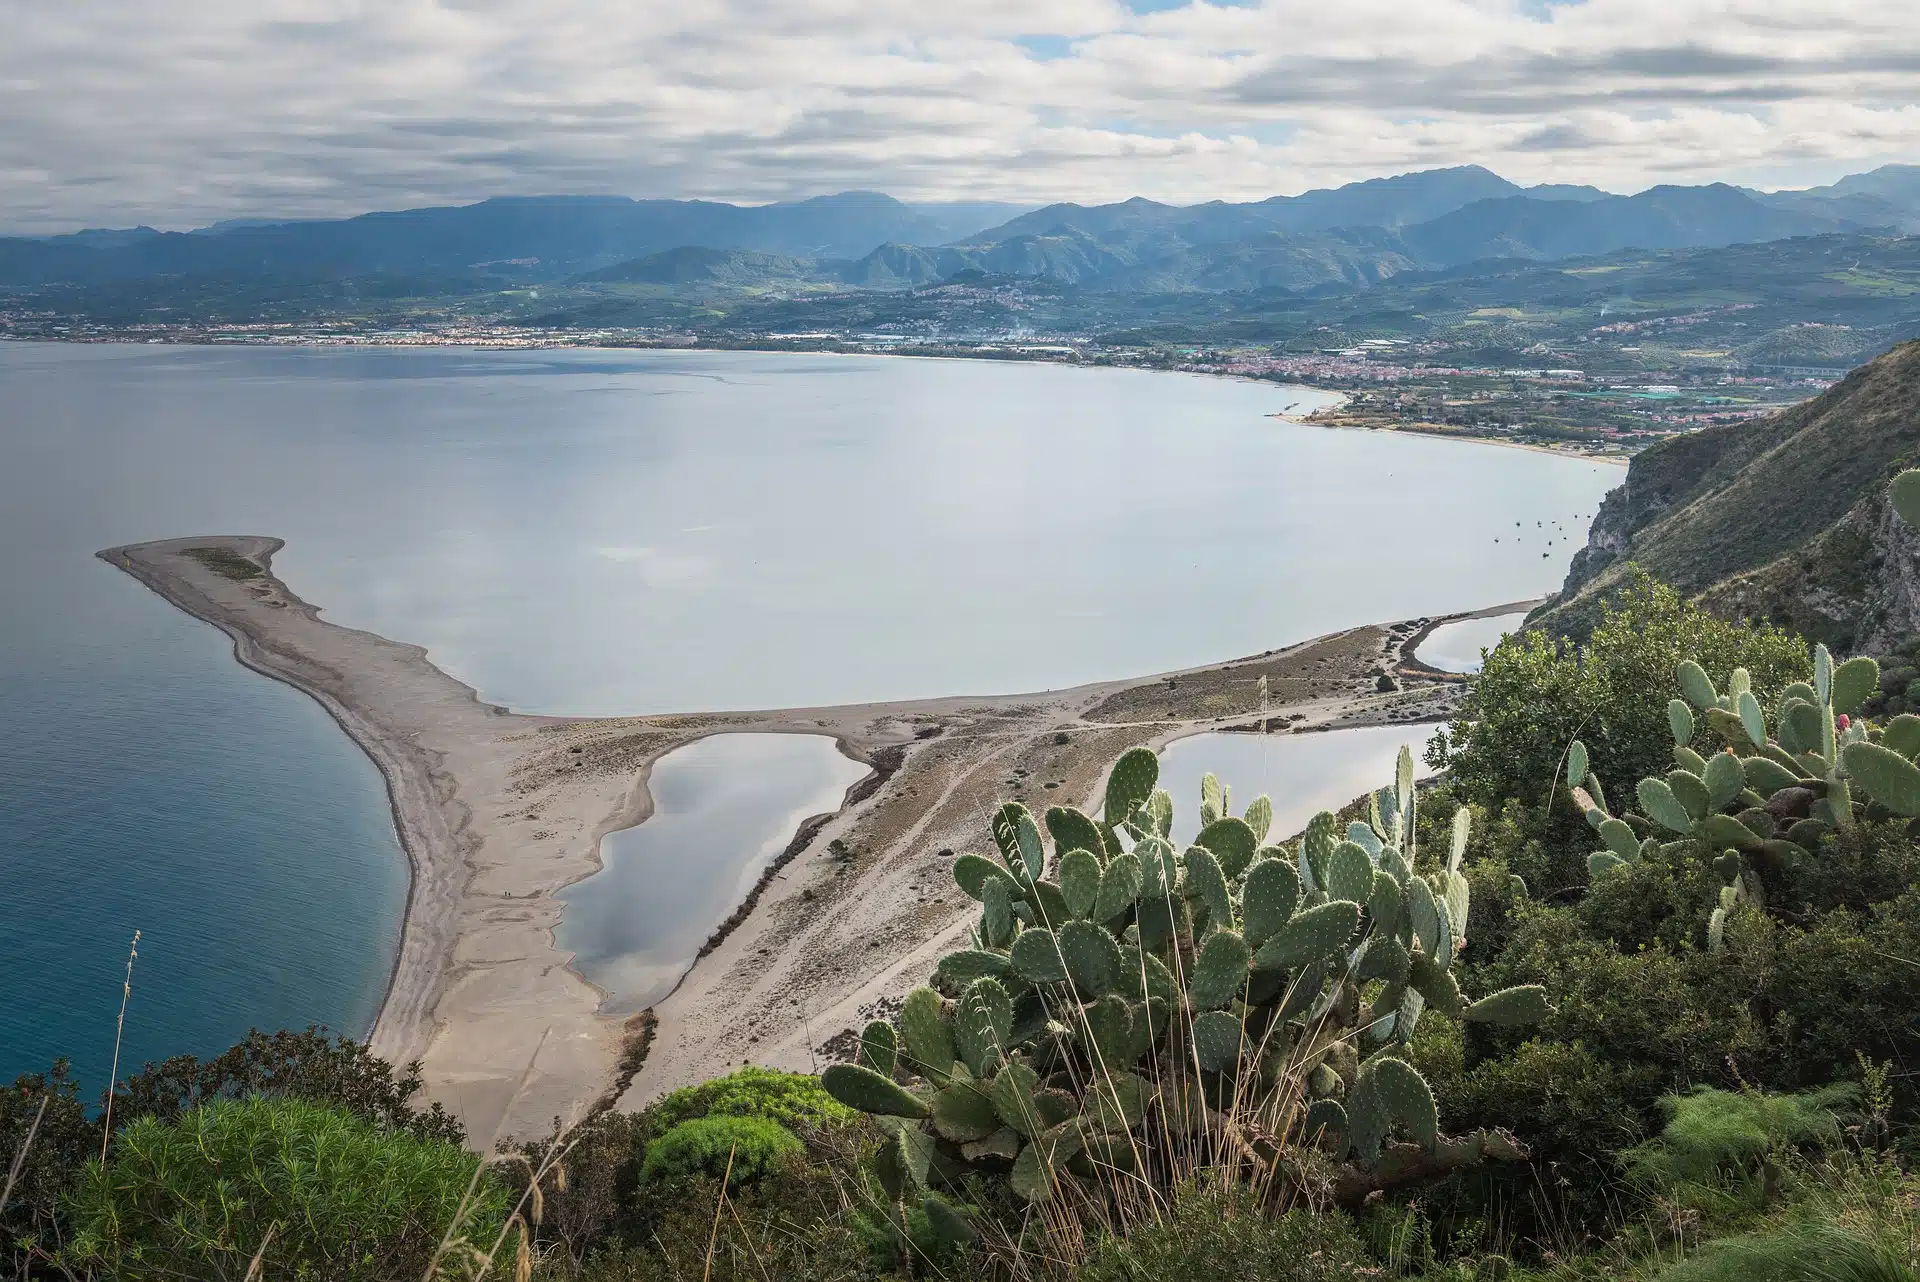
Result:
[1567, 641, 1920, 949]
[822, 745, 1548, 1211]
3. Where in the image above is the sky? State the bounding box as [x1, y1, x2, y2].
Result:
[3, 0, 1918, 233]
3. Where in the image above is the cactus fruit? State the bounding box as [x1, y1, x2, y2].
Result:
[861, 1021, 899, 1075]
[823, 1063, 930, 1119]
[1188, 930, 1251, 1011]
[1463, 985, 1553, 1026]
[1253, 899, 1362, 972]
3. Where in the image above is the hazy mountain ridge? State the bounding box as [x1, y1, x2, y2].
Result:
[1533, 339, 1920, 648]
[6, 164, 1916, 298]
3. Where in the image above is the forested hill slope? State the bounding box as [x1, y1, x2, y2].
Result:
[1532, 339, 1920, 649]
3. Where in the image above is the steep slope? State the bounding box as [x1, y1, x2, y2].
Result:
[1533, 340, 1920, 648]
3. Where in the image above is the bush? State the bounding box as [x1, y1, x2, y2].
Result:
[1431, 571, 1807, 816]
[1, 1061, 96, 1275]
[1072, 1185, 1371, 1282]
[650, 1063, 855, 1133]
[1625, 1085, 1856, 1213]
[1654, 1221, 1912, 1282]
[64, 1095, 500, 1281]
[639, 1115, 802, 1187]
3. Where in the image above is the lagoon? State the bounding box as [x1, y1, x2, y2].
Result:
[0, 342, 1618, 1085]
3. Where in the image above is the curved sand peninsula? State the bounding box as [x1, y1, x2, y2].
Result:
[102, 535, 1524, 1139]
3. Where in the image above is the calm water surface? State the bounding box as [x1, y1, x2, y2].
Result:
[1416, 613, 1528, 674]
[1, 342, 1617, 1083]
[557, 734, 869, 1010]
[1160, 724, 1440, 845]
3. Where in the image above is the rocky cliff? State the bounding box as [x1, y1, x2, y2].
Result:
[1533, 339, 1920, 650]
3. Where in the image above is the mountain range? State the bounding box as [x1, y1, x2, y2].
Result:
[1533, 338, 1920, 650]
[5, 164, 1918, 299]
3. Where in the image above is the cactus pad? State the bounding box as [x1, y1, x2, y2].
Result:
[1195, 817, 1258, 879]
[1010, 928, 1068, 985]
[860, 1020, 899, 1076]
[1243, 795, 1273, 844]
[953, 853, 1019, 901]
[1462, 984, 1552, 1026]
[1183, 845, 1233, 929]
[1666, 769, 1710, 821]
[1045, 806, 1105, 868]
[1302, 811, 1340, 889]
[1677, 660, 1718, 710]
[1357, 936, 1411, 985]
[1370, 1056, 1439, 1152]
[1588, 851, 1627, 879]
[1058, 919, 1123, 998]
[988, 1059, 1043, 1136]
[1092, 850, 1144, 923]
[935, 949, 1013, 990]
[991, 803, 1046, 880]
[1667, 700, 1694, 746]
[823, 1063, 929, 1119]
[930, 1081, 1001, 1141]
[1081, 994, 1134, 1071]
[1881, 714, 1920, 759]
[1189, 929, 1251, 1011]
[981, 876, 1015, 949]
[1597, 817, 1640, 860]
[1301, 1098, 1350, 1156]
[1103, 747, 1159, 826]
[1703, 751, 1744, 810]
[954, 977, 1013, 1076]
[1742, 755, 1802, 794]
[1636, 778, 1694, 834]
[1842, 741, 1920, 815]
[1407, 877, 1442, 959]
[1832, 655, 1879, 715]
[1327, 841, 1375, 904]
[898, 986, 955, 1081]
[1567, 740, 1589, 787]
[1057, 848, 1102, 920]
[1243, 858, 1301, 948]
[1191, 1010, 1245, 1073]
[1252, 899, 1361, 972]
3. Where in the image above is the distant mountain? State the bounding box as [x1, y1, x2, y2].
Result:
[0, 192, 1032, 288]
[1532, 339, 1920, 649]
[1400, 184, 1884, 267]
[576, 246, 832, 287]
[1525, 183, 1614, 202]
[954, 166, 1521, 248]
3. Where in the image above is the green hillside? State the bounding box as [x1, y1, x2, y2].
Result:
[1534, 338, 1920, 647]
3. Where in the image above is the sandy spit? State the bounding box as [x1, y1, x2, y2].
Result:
[102, 535, 1482, 1139]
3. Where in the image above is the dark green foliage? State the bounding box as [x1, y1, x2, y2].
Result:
[64, 1096, 497, 1281]
[1653, 1221, 1914, 1282]
[1625, 1085, 1854, 1207]
[112, 1024, 463, 1144]
[1431, 572, 1808, 813]
[1, 1061, 95, 1274]
[639, 1115, 803, 1187]
[1071, 1185, 1371, 1281]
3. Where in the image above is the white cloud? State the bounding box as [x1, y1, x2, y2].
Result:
[2, 0, 1917, 232]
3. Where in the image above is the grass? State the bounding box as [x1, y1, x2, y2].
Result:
[184, 545, 266, 580]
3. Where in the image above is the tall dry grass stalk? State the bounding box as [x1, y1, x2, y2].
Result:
[0, 1095, 49, 1218]
[421, 1027, 550, 1282]
[99, 928, 140, 1161]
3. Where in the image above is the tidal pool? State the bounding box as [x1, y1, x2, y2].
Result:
[556, 733, 870, 1010]
[1158, 723, 1440, 845]
[1415, 613, 1528, 674]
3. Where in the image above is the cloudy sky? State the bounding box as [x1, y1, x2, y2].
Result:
[4, 0, 1917, 233]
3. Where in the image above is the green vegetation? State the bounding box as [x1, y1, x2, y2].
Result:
[183, 545, 265, 580]
[13, 479, 1920, 1280]
[65, 1096, 499, 1281]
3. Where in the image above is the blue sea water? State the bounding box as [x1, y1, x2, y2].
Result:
[0, 342, 1621, 1088]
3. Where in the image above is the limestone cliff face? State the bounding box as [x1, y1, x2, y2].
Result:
[1533, 339, 1920, 648]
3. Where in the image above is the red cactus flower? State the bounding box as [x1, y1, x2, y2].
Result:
[1838, 714, 1851, 731]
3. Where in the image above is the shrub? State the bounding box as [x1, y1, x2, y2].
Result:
[1430, 571, 1807, 815]
[1654, 1220, 1912, 1282]
[639, 1115, 802, 1187]
[64, 1095, 499, 1281]
[1, 1061, 96, 1275]
[1072, 1184, 1371, 1282]
[1625, 1085, 1856, 1213]
[112, 1025, 463, 1144]
[650, 1063, 854, 1133]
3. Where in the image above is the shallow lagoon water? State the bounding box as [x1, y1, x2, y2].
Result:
[1, 342, 1617, 1082]
[556, 734, 869, 1011]
[1159, 724, 1440, 846]
[1415, 613, 1529, 674]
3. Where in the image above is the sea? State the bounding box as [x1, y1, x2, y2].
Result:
[0, 342, 1620, 1088]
